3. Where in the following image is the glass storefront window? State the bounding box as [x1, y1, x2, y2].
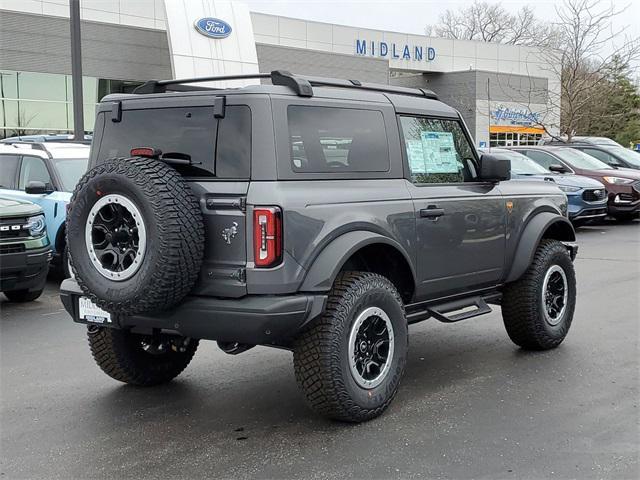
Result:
[0, 71, 18, 99]
[488, 131, 542, 147]
[0, 69, 142, 139]
[18, 72, 67, 101]
[0, 100, 19, 128]
[15, 100, 69, 130]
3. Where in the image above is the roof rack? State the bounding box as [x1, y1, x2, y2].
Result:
[1, 142, 53, 158]
[133, 70, 438, 100]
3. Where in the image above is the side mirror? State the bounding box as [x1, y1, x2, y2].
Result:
[548, 164, 569, 173]
[479, 154, 510, 182]
[25, 180, 53, 195]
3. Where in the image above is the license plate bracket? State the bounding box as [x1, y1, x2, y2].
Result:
[78, 296, 112, 325]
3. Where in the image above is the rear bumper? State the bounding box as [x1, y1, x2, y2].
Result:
[0, 245, 52, 293]
[60, 279, 327, 346]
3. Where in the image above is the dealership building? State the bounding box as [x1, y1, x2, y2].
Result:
[0, 0, 560, 146]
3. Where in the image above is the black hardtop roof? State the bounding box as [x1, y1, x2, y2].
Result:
[100, 70, 459, 118]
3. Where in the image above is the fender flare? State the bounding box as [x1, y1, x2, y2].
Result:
[55, 223, 66, 254]
[300, 231, 416, 292]
[505, 212, 575, 283]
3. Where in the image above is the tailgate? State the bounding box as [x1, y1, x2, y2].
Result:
[190, 181, 249, 298]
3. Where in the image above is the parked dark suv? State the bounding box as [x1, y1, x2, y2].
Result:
[61, 71, 578, 422]
[563, 144, 640, 170]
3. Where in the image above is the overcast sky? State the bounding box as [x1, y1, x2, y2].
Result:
[245, 0, 638, 67]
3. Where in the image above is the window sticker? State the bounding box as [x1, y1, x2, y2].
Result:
[406, 139, 426, 173]
[420, 131, 459, 174]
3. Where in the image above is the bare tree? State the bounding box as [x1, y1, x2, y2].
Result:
[544, 0, 640, 140]
[453, 0, 640, 142]
[13, 108, 39, 137]
[425, 1, 557, 47]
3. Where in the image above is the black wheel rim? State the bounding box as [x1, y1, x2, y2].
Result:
[348, 307, 394, 389]
[542, 265, 568, 326]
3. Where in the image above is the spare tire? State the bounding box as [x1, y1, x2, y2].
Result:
[67, 157, 204, 315]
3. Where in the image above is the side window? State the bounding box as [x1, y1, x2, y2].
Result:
[287, 105, 389, 173]
[19, 156, 52, 190]
[0, 155, 20, 189]
[522, 150, 557, 170]
[399, 116, 476, 184]
[583, 148, 614, 165]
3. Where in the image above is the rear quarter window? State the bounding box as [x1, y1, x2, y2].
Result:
[287, 105, 389, 173]
[0, 154, 20, 189]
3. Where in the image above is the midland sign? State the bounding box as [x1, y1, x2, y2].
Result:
[355, 40, 436, 62]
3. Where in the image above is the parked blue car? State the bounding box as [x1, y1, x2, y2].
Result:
[481, 148, 608, 224]
[0, 142, 90, 276]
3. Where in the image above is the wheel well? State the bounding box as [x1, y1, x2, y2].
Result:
[341, 243, 415, 303]
[55, 224, 66, 253]
[541, 219, 575, 242]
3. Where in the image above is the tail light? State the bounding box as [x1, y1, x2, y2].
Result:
[253, 207, 282, 268]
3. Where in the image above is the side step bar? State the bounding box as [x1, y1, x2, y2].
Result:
[406, 293, 501, 324]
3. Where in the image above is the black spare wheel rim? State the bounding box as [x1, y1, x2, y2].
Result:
[86, 194, 146, 281]
[67, 157, 204, 315]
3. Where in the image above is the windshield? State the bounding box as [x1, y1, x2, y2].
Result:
[554, 148, 613, 170]
[496, 150, 549, 175]
[52, 158, 89, 191]
[609, 147, 640, 168]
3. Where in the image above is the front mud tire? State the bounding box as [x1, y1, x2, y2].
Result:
[88, 327, 198, 386]
[502, 239, 576, 350]
[293, 272, 408, 422]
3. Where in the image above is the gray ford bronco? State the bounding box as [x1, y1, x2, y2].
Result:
[61, 71, 578, 422]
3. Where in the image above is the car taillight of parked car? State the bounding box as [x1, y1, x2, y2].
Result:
[253, 207, 282, 268]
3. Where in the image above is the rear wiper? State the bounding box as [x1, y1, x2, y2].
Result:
[159, 152, 195, 166]
[159, 152, 213, 176]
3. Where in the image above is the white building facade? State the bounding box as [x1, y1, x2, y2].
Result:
[0, 0, 560, 145]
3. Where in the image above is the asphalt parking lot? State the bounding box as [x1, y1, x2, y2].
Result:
[1, 219, 638, 479]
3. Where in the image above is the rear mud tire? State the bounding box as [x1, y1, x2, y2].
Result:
[87, 327, 198, 386]
[293, 272, 408, 422]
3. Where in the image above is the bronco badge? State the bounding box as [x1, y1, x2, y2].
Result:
[221, 222, 238, 244]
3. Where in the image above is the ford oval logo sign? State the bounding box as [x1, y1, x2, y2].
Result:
[194, 17, 232, 39]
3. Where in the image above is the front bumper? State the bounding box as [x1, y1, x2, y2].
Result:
[606, 185, 640, 216]
[567, 192, 608, 222]
[568, 206, 608, 222]
[0, 245, 52, 293]
[60, 279, 327, 347]
[607, 198, 640, 216]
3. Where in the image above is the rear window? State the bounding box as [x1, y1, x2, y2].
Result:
[97, 105, 250, 178]
[287, 105, 389, 173]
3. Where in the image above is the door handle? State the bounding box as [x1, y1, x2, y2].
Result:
[420, 206, 445, 218]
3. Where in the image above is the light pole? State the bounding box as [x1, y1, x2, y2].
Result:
[69, 0, 84, 140]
